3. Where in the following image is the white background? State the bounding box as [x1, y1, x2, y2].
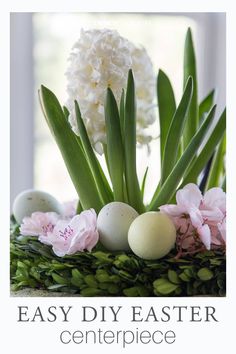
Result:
[1, 1, 235, 353]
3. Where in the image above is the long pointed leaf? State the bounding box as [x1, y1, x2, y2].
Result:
[157, 69, 176, 164]
[199, 89, 215, 123]
[221, 175, 226, 192]
[76, 201, 83, 213]
[74, 100, 113, 204]
[161, 77, 193, 183]
[148, 105, 216, 210]
[39, 85, 103, 212]
[104, 88, 124, 201]
[181, 108, 226, 186]
[206, 133, 226, 190]
[63, 105, 70, 120]
[141, 167, 149, 199]
[119, 88, 125, 142]
[102, 143, 111, 178]
[183, 28, 198, 149]
[124, 70, 145, 213]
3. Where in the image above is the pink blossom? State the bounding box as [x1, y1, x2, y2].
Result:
[62, 200, 78, 218]
[160, 183, 226, 255]
[39, 209, 99, 257]
[200, 188, 225, 225]
[20, 212, 60, 237]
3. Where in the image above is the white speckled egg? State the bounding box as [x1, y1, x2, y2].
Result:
[128, 212, 176, 260]
[97, 202, 139, 251]
[13, 189, 62, 223]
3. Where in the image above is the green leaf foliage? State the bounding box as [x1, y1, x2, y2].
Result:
[149, 105, 216, 210]
[199, 90, 215, 123]
[181, 108, 226, 186]
[197, 268, 214, 281]
[141, 167, 149, 198]
[221, 175, 226, 192]
[157, 69, 176, 164]
[206, 132, 226, 190]
[124, 70, 144, 213]
[104, 88, 125, 201]
[39, 85, 103, 212]
[74, 100, 113, 204]
[183, 28, 198, 150]
[10, 225, 226, 297]
[161, 76, 193, 183]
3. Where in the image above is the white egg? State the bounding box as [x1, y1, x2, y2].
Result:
[13, 189, 62, 223]
[97, 202, 139, 251]
[128, 212, 176, 260]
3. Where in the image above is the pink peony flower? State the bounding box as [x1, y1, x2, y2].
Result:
[39, 209, 99, 257]
[160, 183, 226, 256]
[20, 212, 60, 237]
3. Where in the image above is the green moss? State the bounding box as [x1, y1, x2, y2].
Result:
[10, 224, 226, 297]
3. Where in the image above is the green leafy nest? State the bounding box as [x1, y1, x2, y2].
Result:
[10, 222, 226, 297]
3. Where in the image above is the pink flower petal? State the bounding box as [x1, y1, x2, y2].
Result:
[176, 183, 202, 209]
[39, 209, 99, 257]
[159, 204, 186, 217]
[62, 200, 78, 218]
[20, 212, 59, 236]
[203, 188, 226, 213]
[189, 207, 203, 228]
[197, 224, 211, 250]
[200, 208, 224, 225]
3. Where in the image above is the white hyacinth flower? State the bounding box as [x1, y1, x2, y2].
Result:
[65, 29, 156, 153]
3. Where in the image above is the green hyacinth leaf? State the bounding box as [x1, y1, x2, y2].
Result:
[199, 89, 215, 123]
[39, 85, 103, 213]
[105, 88, 124, 201]
[183, 28, 198, 151]
[76, 201, 83, 214]
[221, 175, 226, 192]
[74, 100, 113, 204]
[181, 108, 226, 186]
[119, 88, 125, 142]
[148, 105, 216, 210]
[206, 132, 226, 190]
[141, 166, 149, 198]
[63, 105, 70, 120]
[124, 70, 145, 213]
[161, 76, 193, 183]
[157, 69, 176, 165]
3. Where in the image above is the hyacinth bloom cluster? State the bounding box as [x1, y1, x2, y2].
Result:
[20, 202, 99, 257]
[160, 183, 226, 257]
[66, 29, 155, 152]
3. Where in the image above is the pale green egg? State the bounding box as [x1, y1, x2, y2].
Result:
[13, 189, 62, 223]
[97, 202, 139, 251]
[128, 212, 176, 260]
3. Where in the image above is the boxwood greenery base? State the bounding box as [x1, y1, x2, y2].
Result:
[10, 223, 226, 297]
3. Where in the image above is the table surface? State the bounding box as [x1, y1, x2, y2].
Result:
[10, 288, 79, 297]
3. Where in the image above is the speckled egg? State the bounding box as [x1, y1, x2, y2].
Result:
[97, 202, 139, 251]
[12, 189, 62, 223]
[128, 212, 176, 260]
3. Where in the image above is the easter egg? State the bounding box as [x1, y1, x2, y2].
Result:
[97, 202, 139, 251]
[12, 189, 62, 223]
[128, 212, 176, 260]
